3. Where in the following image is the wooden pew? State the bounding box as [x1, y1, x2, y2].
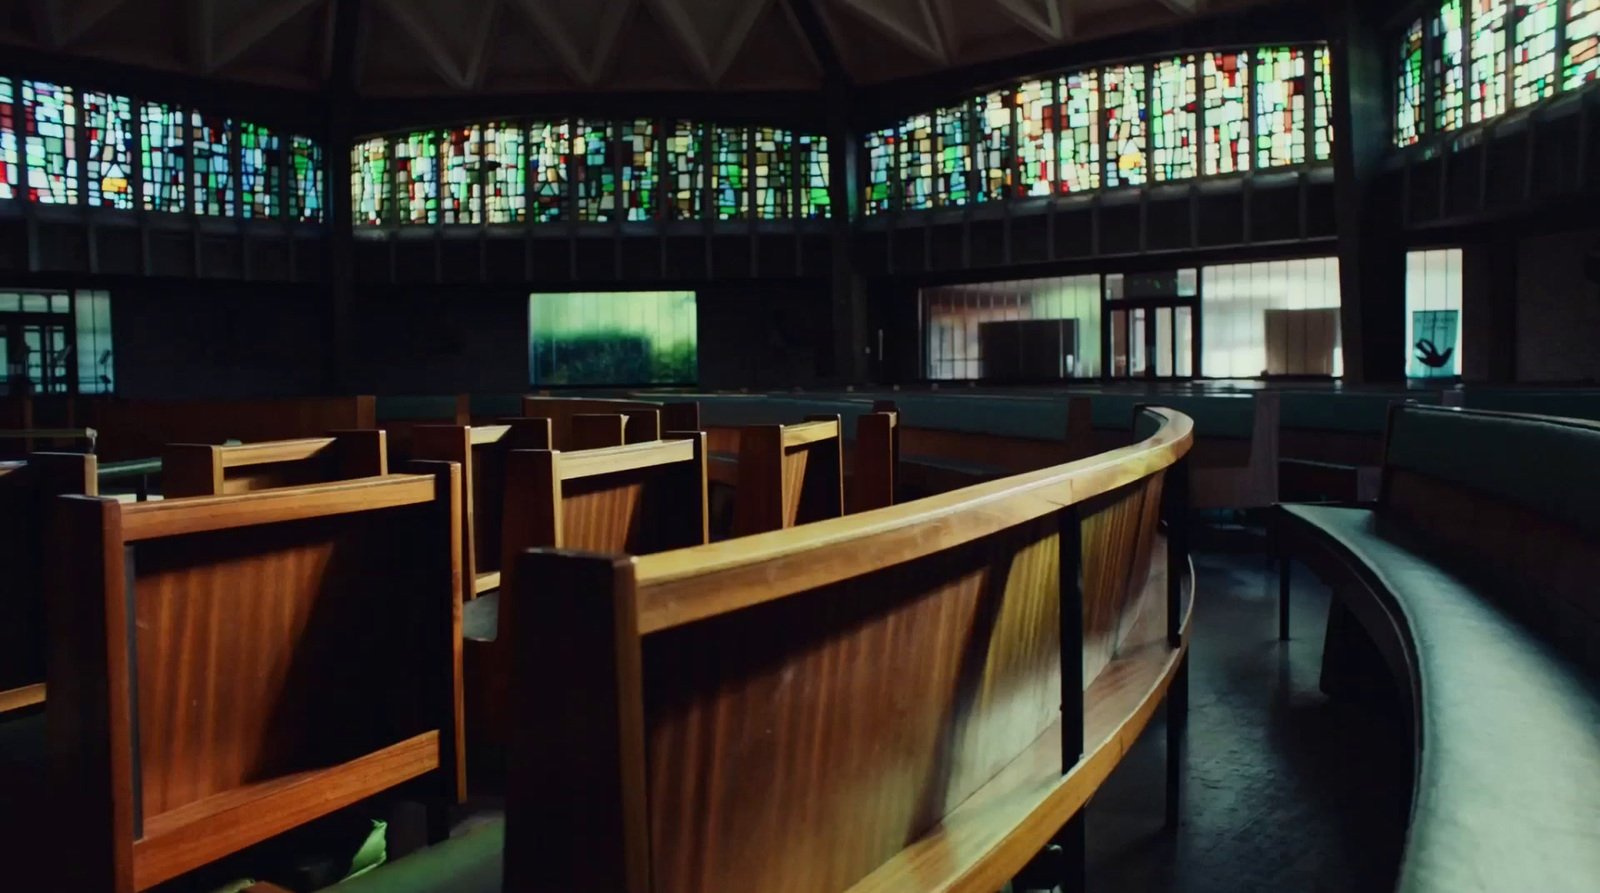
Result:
[161, 430, 388, 498]
[0, 427, 97, 459]
[463, 435, 709, 772]
[493, 406, 1194, 893]
[411, 419, 554, 598]
[1187, 391, 1279, 511]
[48, 469, 465, 893]
[522, 396, 693, 448]
[82, 396, 378, 462]
[376, 394, 472, 461]
[896, 394, 1094, 497]
[569, 412, 633, 449]
[730, 415, 844, 537]
[0, 452, 95, 714]
[850, 402, 899, 513]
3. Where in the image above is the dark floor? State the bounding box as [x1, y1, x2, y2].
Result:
[1079, 547, 1412, 893]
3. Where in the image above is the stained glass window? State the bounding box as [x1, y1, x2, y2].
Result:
[753, 126, 792, 218]
[619, 119, 656, 221]
[483, 121, 526, 224]
[23, 81, 77, 205]
[1104, 64, 1147, 188]
[1016, 79, 1055, 196]
[191, 113, 233, 216]
[290, 136, 323, 222]
[1203, 52, 1250, 174]
[141, 101, 185, 213]
[442, 125, 480, 224]
[865, 127, 896, 213]
[797, 133, 830, 218]
[1313, 46, 1333, 161]
[975, 90, 1013, 201]
[1255, 48, 1307, 168]
[1512, 0, 1559, 107]
[575, 119, 615, 222]
[1151, 56, 1198, 181]
[352, 137, 387, 225]
[1433, 0, 1467, 130]
[0, 79, 16, 201]
[899, 114, 933, 210]
[667, 120, 703, 220]
[934, 105, 972, 206]
[1398, 21, 1426, 146]
[238, 123, 280, 219]
[1468, 0, 1509, 123]
[1058, 71, 1100, 193]
[83, 91, 134, 210]
[396, 130, 440, 225]
[1565, 0, 1600, 88]
[530, 120, 569, 223]
[712, 125, 746, 220]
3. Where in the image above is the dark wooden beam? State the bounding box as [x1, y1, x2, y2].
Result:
[786, 0, 852, 88]
[325, 0, 363, 392]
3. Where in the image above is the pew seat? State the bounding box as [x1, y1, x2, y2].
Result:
[1277, 405, 1600, 893]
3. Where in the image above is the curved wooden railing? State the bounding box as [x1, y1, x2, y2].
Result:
[504, 406, 1195, 893]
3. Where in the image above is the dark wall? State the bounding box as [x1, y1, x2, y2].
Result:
[344, 289, 530, 395]
[696, 283, 834, 389]
[1517, 230, 1600, 383]
[113, 282, 327, 399]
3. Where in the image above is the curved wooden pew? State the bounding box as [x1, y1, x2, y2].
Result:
[522, 396, 695, 448]
[1277, 405, 1600, 893]
[0, 452, 95, 715]
[412, 419, 554, 599]
[47, 470, 466, 893]
[161, 430, 388, 498]
[341, 407, 1195, 893]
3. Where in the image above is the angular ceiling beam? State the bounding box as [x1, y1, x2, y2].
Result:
[212, 0, 327, 73]
[585, 0, 635, 84]
[784, 0, 848, 85]
[375, 0, 472, 89]
[463, 0, 500, 87]
[647, 0, 717, 83]
[508, 0, 590, 85]
[709, 0, 776, 82]
[189, 0, 214, 73]
[991, 0, 1070, 42]
[1152, 0, 1200, 13]
[29, 0, 59, 47]
[837, 0, 947, 64]
[55, 0, 136, 45]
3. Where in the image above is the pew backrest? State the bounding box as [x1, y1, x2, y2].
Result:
[85, 396, 378, 462]
[522, 397, 691, 449]
[412, 419, 554, 597]
[851, 403, 899, 513]
[161, 431, 388, 498]
[731, 415, 844, 536]
[48, 471, 465, 893]
[504, 407, 1194, 893]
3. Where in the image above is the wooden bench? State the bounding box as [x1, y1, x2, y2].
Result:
[522, 396, 697, 449]
[569, 412, 645, 449]
[376, 394, 471, 460]
[48, 470, 466, 893]
[335, 406, 1195, 893]
[411, 419, 554, 598]
[462, 434, 710, 773]
[0, 427, 98, 458]
[0, 452, 95, 714]
[161, 431, 389, 498]
[728, 416, 844, 537]
[82, 396, 378, 462]
[1276, 405, 1600, 892]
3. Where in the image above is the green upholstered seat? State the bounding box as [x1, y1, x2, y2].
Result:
[1278, 391, 1438, 434]
[463, 591, 499, 642]
[1463, 389, 1600, 422]
[889, 393, 1071, 440]
[375, 395, 463, 422]
[1281, 505, 1600, 893]
[330, 822, 503, 893]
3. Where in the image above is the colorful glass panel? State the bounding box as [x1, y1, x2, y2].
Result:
[0, 79, 16, 200]
[1511, 0, 1559, 107]
[352, 137, 387, 225]
[1398, 21, 1426, 146]
[975, 90, 1013, 201]
[934, 105, 971, 206]
[667, 120, 702, 220]
[754, 126, 792, 218]
[141, 102, 185, 213]
[1015, 79, 1055, 196]
[290, 136, 323, 222]
[1433, 0, 1467, 130]
[712, 125, 746, 220]
[483, 121, 526, 224]
[619, 119, 656, 221]
[396, 130, 439, 224]
[899, 114, 933, 210]
[575, 119, 615, 222]
[1565, 0, 1600, 88]
[530, 120, 569, 223]
[191, 113, 233, 216]
[442, 125, 480, 224]
[238, 123, 280, 219]
[23, 81, 77, 205]
[1313, 46, 1333, 161]
[1058, 71, 1100, 193]
[1104, 64, 1147, 188]
[865, 127, 895, 213]
[1151, 56, 1198, 181]
[797, 133, 830, 218]
[83, 91, 134, 209]
[1255, 48, 1307, 168]
[1468, 0, 1509, 123]
[1203, 51, 1250, 173]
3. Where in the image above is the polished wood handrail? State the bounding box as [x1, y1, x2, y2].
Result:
[554, 438, 698, 482]
[114, 474, 436, 541]
[634, 407, 1193, 633]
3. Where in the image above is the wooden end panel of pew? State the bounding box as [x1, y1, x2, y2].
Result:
[851, 411, 898, 513]
[88, 397, 378, 463]
[507, 409, 1194, 893]
[48, 472, 464, 893]
[732, 417, 844, 536]
[162, 433, 391, 499]
[570, 414, 629, 451]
